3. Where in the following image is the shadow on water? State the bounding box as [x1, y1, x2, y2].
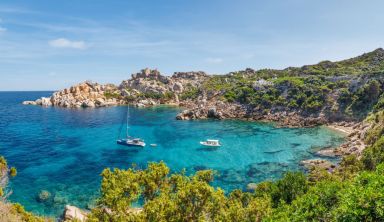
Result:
[196, 147, 220, 152]
[263, 149, 284, 154]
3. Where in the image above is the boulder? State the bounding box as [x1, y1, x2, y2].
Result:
[22, 101, 37, 105]
[35, 99, 42, 105]
[207, 107, 222, 119]
[62, 205, 87, 222]
[82, 101, 95, 108]
[172, 82, 184, 92]
[41, 97, 52, 106]
[246, 183, 258, 192]
[95, 98, 105, 106]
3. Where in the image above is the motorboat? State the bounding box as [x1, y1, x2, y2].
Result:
[200, 139, 221, 147]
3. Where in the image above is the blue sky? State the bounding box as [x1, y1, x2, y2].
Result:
[0, 0, 383, 90]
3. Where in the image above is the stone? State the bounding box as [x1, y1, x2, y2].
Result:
[82, 101, 95, 108]
[172, 82, 184, 92]
[62, 205, 87, 222]
[246, 183, 258, 192]
[95, 98, 105, 106]
[41, 97, 52, 106]
[37, 190, 51, 202]
[22, 101, 37, 105]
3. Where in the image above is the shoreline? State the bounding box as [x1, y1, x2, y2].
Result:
[325, 124, 355, 135]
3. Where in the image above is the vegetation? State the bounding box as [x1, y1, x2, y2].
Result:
[254, 48, 384, 77]
[180, 87, 200, 100]
[104, 91, 122, 100]
[10, 167, 17, 177]
[140, 91, 175, 101]
[88, 158, 384, 221]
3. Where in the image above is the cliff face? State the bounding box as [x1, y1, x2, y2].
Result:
[23, 49, 384, 126]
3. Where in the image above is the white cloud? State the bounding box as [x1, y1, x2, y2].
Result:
[205, 57, 223, 64]
[49, 38, 86, 49]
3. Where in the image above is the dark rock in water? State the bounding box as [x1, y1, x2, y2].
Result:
[257, 161, 272, 166]
[263, 149, 284, 154]
[246, 168, 262, 178]
[193, 165, 208, 171]
[218, 169, 245, 183]
[290, 143, 301, 148]
[247, 162, 290, 179]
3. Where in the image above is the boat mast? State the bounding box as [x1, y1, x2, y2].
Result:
[126, 105, 129, 138]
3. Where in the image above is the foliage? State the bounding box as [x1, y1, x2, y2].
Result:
[104, 91, 121, 100]
[88, 161, 274, 221]
[11, 203, 52, 222]
[0, 156, 7, 171]
[255, 48, 384, 77]
[10, 167, 17, 177]
[180, 87, 200, 100]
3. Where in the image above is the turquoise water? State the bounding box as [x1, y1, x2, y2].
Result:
[0, 92, 345, 216]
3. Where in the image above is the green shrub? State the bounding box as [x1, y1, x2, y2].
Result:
[180, 87, 200, 100]
[10, 167, 17, 177]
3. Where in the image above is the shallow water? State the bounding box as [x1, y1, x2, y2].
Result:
[0, 92, 345, 216]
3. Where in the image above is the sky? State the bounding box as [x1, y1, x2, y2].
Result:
[0, 0, 384, 90]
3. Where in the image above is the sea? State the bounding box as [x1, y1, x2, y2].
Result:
[0, 91, 345, 216]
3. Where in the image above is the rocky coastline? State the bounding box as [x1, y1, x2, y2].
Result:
[22, 67, 375, 168]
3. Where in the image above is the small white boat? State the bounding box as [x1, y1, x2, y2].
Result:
[150, 144, 157, 147]
[200, 139, 221, 147]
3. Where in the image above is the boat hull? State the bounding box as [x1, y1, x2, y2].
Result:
[117, 139, 146, 147]
[200, 142, 221, 147]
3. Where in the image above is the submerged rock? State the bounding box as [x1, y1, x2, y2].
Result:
[37, 190, 51, 202]
[300, 159, 336, 171]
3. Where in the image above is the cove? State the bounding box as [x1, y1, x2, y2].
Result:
[0, 92, 345, 216]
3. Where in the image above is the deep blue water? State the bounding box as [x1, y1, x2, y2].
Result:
[0, 92, 345, 216]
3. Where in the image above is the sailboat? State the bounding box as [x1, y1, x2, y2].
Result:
[117, 105, 146, 147]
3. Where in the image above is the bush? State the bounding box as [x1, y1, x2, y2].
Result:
[10, 167, 17, 177]
[270, 172, 309, 207]
[180, 87, 200, 100]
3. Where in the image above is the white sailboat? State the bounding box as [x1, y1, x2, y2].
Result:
[117, 106, 146, 147]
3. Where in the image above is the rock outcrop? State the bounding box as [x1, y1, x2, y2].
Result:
[24, 81, 122, 108]
[61, 205, 87, 222]
[24, 68, 209, 109]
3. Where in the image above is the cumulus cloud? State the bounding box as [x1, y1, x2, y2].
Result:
[205, 57, 223, 64]
[49, 38, 86, 49]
